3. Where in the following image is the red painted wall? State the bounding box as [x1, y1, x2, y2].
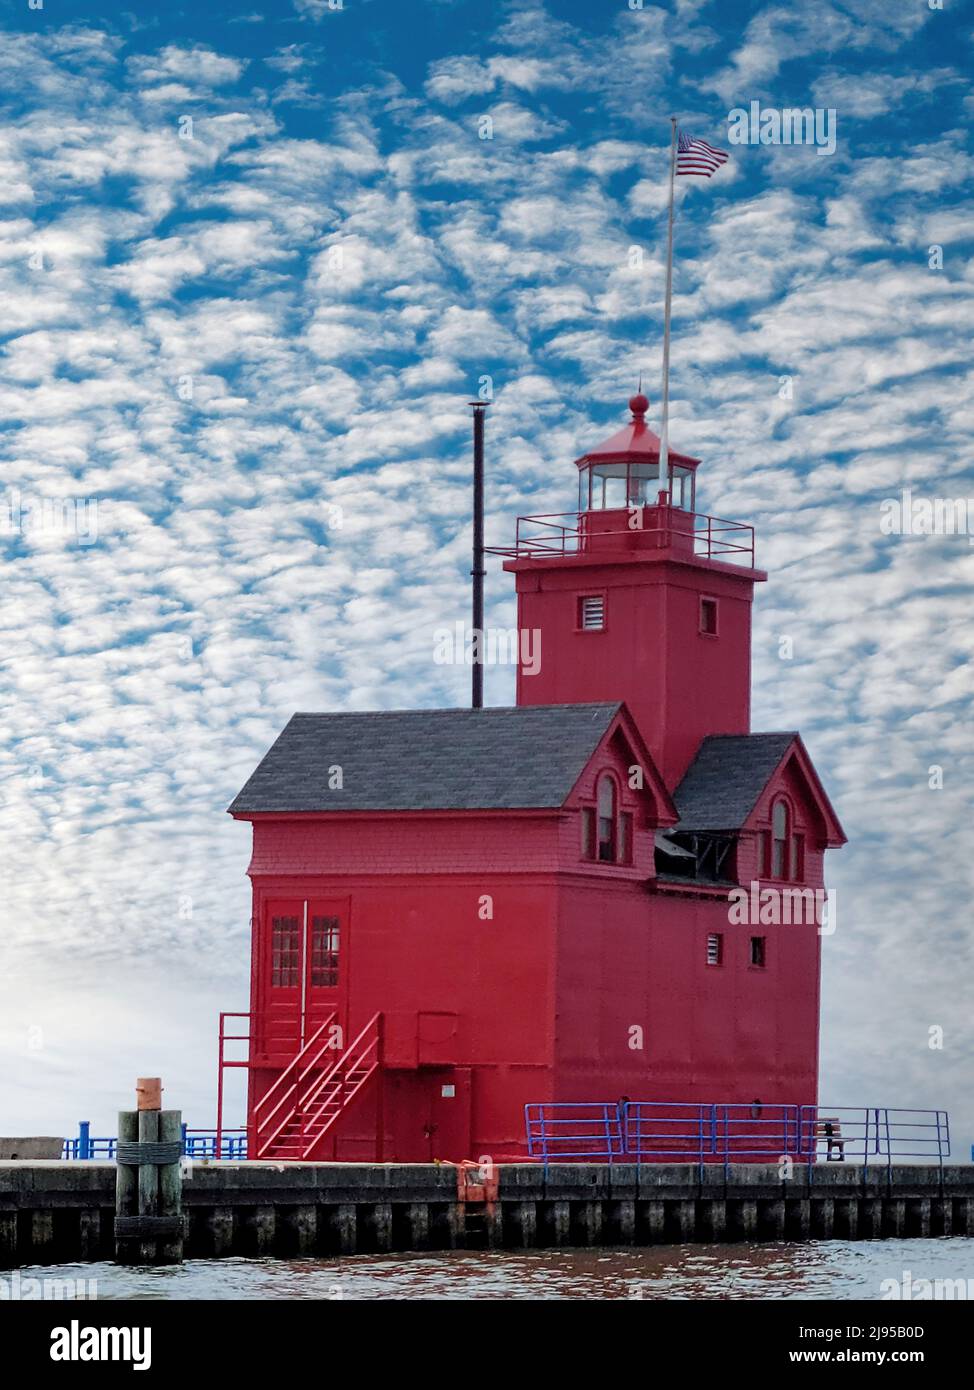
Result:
[551, 883, 821, 1109]
[244, 811, 564, 1159]
[550, 743, 824, 1110]
[510, 544, 762, 788]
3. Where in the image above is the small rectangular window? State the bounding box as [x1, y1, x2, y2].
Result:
[772, 837, 787, 878]
[618, 812, 633, 865]
[310, 915, 340, 987]
[271, 915, 300, 988]
[700, 597, 718, 635]
[750, 936, 766, 968]
[759, 831, 771, 877]
[578, 594, 605, 631]
[581, 807, 595, 860]
[707, 933, 723, 966]
[790, 834, 804, 882]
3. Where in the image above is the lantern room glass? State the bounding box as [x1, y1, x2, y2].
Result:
[580, 462, 695, 512]
[670, 465, 695, 511]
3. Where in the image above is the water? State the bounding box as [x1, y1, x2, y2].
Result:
[10, 1239, 974, 1300]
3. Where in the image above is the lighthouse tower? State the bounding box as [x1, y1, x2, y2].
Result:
[508, 392, 763, 788]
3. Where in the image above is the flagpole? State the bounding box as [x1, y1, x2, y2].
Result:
[659, 115, 678, 507]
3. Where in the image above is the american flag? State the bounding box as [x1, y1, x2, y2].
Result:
[676, 131, 729, 177]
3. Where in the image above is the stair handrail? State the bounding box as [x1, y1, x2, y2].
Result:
[253, 1011, 337, 1122]
[297, 1011, 381, 1114]
[298, 1035, 381, 1128]
[253, 1012, 337, 1156]
[295, 1013, 383, 1153]
[256, 1022, 344, 1157]
[298, 1014, 383, 1160]
[257, 1036, 343, 1158]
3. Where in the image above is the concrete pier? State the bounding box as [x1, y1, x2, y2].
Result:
[1, 1161, 971, 1266]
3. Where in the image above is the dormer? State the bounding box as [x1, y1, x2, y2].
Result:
[658, 732, 845, 887]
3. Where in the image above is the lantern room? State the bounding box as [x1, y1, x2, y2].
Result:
[576, 392, 700, 513]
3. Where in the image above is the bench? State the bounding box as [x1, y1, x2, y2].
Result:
[814, 1117, 845, 1161]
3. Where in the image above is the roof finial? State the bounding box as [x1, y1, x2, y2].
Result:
[629, 378, 649, 419]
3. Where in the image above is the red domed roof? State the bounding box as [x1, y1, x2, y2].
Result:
[575, 394, 700, 470]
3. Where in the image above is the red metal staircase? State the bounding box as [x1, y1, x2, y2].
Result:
[254, 1012, 383, 1161]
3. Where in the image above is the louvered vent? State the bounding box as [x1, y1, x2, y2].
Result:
[579, 595, 605, 630]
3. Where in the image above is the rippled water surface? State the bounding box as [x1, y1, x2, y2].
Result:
[13, 1238, 974, 1300]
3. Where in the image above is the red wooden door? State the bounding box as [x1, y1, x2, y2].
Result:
[261, 898, 348, 1063]
[424, 1068, 473, 1162]
[305, 898, 346, 1044]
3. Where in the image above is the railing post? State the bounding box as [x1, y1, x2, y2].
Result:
[215, 1013, 225, 1161]
[78, 1120, 91, 1161]
[800, 1105, 812, 1174]
[375, 1014, 385, 1163]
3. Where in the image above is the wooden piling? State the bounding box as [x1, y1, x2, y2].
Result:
[137, 1108, 159, 1263]
[114, 1079, 183, 1265]
[158, 1110, 183, 1263]
[115, 1109, 139, 1265]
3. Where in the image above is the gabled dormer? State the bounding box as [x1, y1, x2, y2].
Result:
[658, 732, 845, 888]
[563, 702, 677, 879]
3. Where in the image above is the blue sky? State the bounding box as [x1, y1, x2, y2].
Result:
[0, 0, 972, 1150]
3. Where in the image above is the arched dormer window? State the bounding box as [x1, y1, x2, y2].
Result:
[597, 774, 617, 862]
[771, 799, 789, 878]
[581, 773, 633, 865]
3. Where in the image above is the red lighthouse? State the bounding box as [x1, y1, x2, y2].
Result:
[224, 394, 845, 1162]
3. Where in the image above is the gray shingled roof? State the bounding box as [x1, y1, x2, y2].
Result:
[229, 703, 623, 814]
[673, 732, 797, 832]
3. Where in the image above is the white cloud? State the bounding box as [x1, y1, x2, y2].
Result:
[264, 44, 311, 74]
[425, 56, 494, 105]
[811, 67, 963, 119]
[127, 44, 246, 89]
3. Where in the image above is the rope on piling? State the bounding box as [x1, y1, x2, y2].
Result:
[116, 1141, 183, 1166]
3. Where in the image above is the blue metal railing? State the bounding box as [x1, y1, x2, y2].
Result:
[795, 1106, 950, 1165]
[625, 1102, 802, 1162]
[183, 1128, 248, 1159]
[525, 1101, 950, 1168]
[62, 1123, 248, 1160]
[524, 1103, 625, 1162]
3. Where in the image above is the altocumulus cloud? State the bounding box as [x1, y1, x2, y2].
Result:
[0, 0, 971, 1142]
